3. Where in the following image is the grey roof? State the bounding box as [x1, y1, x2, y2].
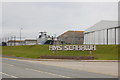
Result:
[85, 20, 119, 33]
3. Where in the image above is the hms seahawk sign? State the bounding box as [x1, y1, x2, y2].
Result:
[49, 45, 96, 51]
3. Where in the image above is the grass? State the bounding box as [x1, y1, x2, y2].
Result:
[2, 45, 119, 60]
[0, 46, 2, 54]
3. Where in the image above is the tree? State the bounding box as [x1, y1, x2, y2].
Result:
[2, 42, 7, 46]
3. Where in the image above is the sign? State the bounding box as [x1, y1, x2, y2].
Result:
[49, 45, 96, 51]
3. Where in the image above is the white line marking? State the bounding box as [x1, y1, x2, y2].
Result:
[2, 57, 42, 63]
[25, 68, 71, 78]
[3, 63, 14, 67]
[0, 72, 18, 78]
[2, 58, 30, 63]
[3, 62, 71, 78]
[3, 58, 71, 78]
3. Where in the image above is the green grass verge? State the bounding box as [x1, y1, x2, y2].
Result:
[0, 46, 2, 55]
[2, 45, 119, 60]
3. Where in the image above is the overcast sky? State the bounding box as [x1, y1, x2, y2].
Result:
[1, 2, 118, 40]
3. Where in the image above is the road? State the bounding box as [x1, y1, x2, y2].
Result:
[2, 58, 117, 78]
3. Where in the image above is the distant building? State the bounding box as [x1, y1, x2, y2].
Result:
[7, 39, 38, 46]
[7, 40, 25, 46]
[58, 30, 84, 44]
[25, 39, 37, 45]
[84, 20, 120, 45]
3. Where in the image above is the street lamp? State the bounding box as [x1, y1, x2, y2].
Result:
[20, 28, 23, 45]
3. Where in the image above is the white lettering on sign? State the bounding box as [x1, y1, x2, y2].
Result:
[49, 45, 96, 51]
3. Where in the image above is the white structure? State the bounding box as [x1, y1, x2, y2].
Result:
[7, 39, 37, 46]
[37, 32, 48, 45]
[7, 40, 25, 46]
[25, 39, 37, 45]
[84, 20, 120, 45]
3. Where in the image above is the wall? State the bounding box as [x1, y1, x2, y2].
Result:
[84, 27, 120, 45]
[58, 31, 84, 44]
[7, 42, 25, 46]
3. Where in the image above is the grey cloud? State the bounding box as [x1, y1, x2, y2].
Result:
[2, 2, 118, 39]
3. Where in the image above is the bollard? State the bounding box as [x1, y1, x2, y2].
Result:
[90, 50, 92, 54]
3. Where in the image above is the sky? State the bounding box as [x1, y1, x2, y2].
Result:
[1, 2, 118, 41]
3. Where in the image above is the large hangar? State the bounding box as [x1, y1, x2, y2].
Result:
[84, 20, 120, 45]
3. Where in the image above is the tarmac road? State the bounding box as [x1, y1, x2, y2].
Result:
[2, 58, 117, 78]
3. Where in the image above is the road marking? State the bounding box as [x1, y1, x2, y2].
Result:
[3, 62, 71, 78]
[0, 72, 18, 78]
[3, 63, 14, 67]
[25, 68, 71, 78]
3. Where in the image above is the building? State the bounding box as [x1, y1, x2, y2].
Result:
[7, 39, 37, 46]
[7, 40, 25, 46]
[84, 20, 120, 45]
[25, 39, 37, 45]
[58, 30, 84, 44]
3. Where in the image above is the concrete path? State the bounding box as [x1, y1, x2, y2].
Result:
[37, 61, 118, 76]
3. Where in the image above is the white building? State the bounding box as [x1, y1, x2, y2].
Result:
[25, 39, 37, 45]
[7, 40, 25, 46]
[84, 20, 120, 45]
[7, 39, 37, 46]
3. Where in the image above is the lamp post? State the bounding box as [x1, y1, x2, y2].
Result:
[53, 34, 57, 53]
[13, 36, 16, 46]
[20, 28, 23, 45]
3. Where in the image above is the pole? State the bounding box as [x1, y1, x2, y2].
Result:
[2, 38, 4, 42]
[53, 34, 56, 53]
[90, 50, 92, 54]
[13, 36, 16, 46]
[11, 36, 13, 46]
[20, 28, 23, 45]
[20, 28, 21, 45]
[115, 27, 116, 45]
[73, 30, 75, 44]
[4, 37, 5, 42]
[106, 29, 108, 45]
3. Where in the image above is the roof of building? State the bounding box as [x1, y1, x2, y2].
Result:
[58, 30, 84, 37]
[85, 20, 119, 33]
[7, 40, 25, 42]
[25, 39, 37, 41]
